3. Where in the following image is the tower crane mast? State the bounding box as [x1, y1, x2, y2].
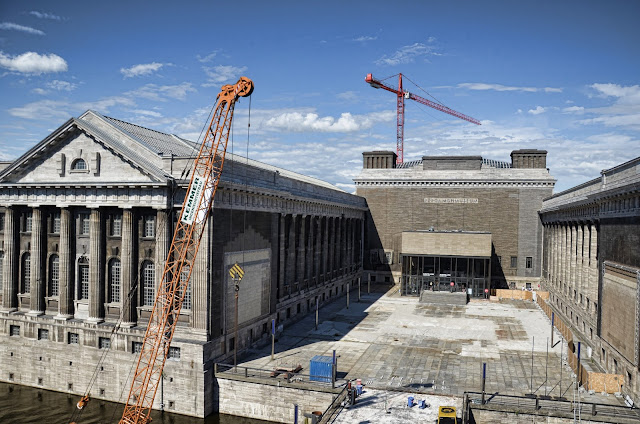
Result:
[365, 73, 481, 164]
[119, 77, 254, 424]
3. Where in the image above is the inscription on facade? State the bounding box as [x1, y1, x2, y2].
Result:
[424, 197, 479, 204]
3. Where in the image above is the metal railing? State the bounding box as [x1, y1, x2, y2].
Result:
[214, 362, 346, 390]
[464, 391, 640, 424]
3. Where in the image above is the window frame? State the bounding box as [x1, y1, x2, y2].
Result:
[525, 256, 533, 269]
[110, 214, 122, 237]
[70, 158, 88, 172]
[109, 258, 121, 303]
[510, 256, 518, 268]
[49, 254, 60, 297]
[142, 261, 155, 306]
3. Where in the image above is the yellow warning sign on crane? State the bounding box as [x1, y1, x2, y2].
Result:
[229, 263, 244, 280]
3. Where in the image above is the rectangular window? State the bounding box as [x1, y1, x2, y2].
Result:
[98, 337, 111, 350]
[143, 216, 155, 238]
[168, 346, 181, 360]
[25, 211, 33, 232]
[510, 256, 518, 268]
[79, 265, 89, 300]
[79, 213, 90, 235]
[132, 341, 143, 354]
[52, 212, 61, 234]
[10, 325, 20, 336]
[111, 214, 122, 237]
[68, 333, 79, 344]
[0, 212, 4, 231]
[38, 329, 49, 340]
[50, 256, 60, 297]
[525, 257, 532, 269]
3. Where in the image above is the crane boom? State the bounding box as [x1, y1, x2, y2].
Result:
[365, 73, 480, 164]
[119, 77, 254, 424]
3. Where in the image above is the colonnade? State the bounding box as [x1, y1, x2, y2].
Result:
[542, 221, 599, 317]
[278, 213, 362, 298]
[1, 206, 169, 326]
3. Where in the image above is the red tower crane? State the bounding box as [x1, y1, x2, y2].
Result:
[365, 73, 481, 164]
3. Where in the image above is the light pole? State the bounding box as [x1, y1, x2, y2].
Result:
[234, 276, 240, 369]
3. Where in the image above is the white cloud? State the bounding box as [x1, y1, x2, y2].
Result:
[375, 42, 439, 66]
[528, 106, 546, 115]
[0, 22, 45, 35]
[126, 83, 196, 101]
[202, 65, 248, 85]
[49, 80, 77, 91]
[0, 51, 67, 74]
[458, 83, 562, 93]
[120, 62, 166, 78]
[578, 83, 640, 129]
[591, 83, 640, 101]
[32, 79, 78, 95]
[264, 110, 395, 133]
[562, 106, 584, 114]
[353, 35, 377, 42]
[336, 91, 357, 101]
[197, 52, 218, 63]
[30, 11, 63, 20]
[132, 109, 163, 118]
[8, 96, 134, 120]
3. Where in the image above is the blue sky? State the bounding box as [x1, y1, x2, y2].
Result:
[0, 1, 638, 193]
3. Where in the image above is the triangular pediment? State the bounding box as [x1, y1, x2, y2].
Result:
[0, 113, 172, 185]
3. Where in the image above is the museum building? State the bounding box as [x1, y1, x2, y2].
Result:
[540, 156, 640, 404]
[354, 150, 556, 296]
[0, 110, 366, 417]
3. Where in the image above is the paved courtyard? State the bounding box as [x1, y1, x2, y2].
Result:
[237, 285, 621, 418]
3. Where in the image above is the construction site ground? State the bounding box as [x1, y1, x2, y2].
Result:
[237, 284, 628, 423]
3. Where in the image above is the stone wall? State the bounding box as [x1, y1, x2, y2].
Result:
[215, 378, 335, 423]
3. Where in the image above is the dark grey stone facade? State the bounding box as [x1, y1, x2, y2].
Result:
[0, 110, 366, 417]
[540, 156, 640, 405]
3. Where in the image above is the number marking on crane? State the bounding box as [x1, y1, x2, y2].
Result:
[229, 263, 244, 280]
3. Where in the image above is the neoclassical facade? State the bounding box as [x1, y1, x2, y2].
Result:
[540, 156, 640, 404]
[0, 110, 366, 417]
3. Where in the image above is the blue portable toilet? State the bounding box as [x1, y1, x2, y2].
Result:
[407, 396, 414, 407]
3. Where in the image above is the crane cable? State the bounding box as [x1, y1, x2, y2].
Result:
[68, 104, 215, 423]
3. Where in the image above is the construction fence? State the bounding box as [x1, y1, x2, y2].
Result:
[536, 294, 624, 393]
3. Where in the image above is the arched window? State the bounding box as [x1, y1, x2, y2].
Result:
[21, 253, 31, 293]
[78, 256, 89, 300]
[142, 261, 155, 306]
[49, 255, 59, 296]
[109, 258, 121, 303]
[71, 158, 87, 171]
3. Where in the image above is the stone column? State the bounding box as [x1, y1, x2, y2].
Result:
[56, 208, 73, 319]
[322, 216, 329, 282]
[192, 218, 208, 331]
[327, 217, 334, 279]
[278, 214, 285, 298]
[336, 217, 343, 275]
[576, 224, 584, 303]
[583, 224, 591, 303]
[314, 216, 322, 285]
[306, 215, 314, 286]
[88, 208, 104, 323]
[2, 207, 17, 312]
[570, 224, 577, 299]
[121, 208, 135, 325]
[552, 224, 560, 288]
[28, 207, 44, 315]
[589, 222, 598, 315]
[287, 214, 297, 289]
[297, 215, 307, 289]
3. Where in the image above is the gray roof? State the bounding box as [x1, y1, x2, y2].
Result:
[102, 115, 198, 157]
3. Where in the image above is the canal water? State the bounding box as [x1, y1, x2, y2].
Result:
[0, 382, 270, 424]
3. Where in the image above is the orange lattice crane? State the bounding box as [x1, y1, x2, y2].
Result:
[119, 76, 254, 424]
[365, 73, 480, 164]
